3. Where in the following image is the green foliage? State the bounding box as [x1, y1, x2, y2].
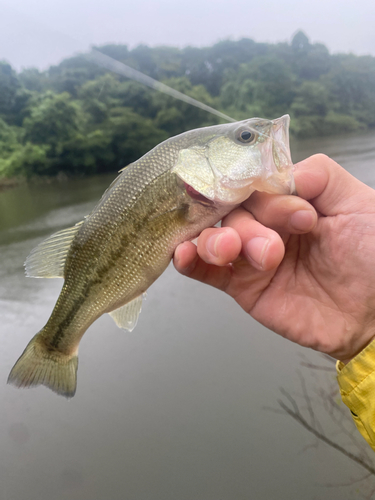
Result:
[51, 130, 113, 175]
[0, 33, 374, 180]
[221, 55, 296, 117]
[324, 55, 375, 126]
[290, 81, 330, 117]
[290, 113, 364, 138]
[101, 108, 168, 171]
[0, 62, 21, 117]
[23, 92, 81, 147]
[152, 77, 219, 134]
[19, 68, 48, 92]
[0, 118, 20, 154]
[0, 143, 50, 178]
[78, 75, 155, 121]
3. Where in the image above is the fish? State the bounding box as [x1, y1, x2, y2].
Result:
[8, 115, 295, 398]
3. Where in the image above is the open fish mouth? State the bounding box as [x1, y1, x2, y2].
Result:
[184, 182, 214, 204]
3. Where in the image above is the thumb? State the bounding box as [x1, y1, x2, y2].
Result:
[294, 154, 373, 216]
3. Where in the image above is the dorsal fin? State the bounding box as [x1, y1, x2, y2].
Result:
[118, 163, 133, 173]
[25, 220, 84, 278]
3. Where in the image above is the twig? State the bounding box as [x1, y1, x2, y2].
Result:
[300, 362, 336, 372]
[324, 471, 372, 487]
[278, 394, 375, 476]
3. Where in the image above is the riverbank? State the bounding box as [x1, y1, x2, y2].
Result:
[0, 171, 83, 193]
[0, 177, 22, 192]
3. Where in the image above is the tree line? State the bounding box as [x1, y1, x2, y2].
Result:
[0, 31, 374, 179]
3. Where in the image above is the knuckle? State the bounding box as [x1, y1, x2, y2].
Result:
[311, 153, 330, 163]
[309, 153, 339, 170]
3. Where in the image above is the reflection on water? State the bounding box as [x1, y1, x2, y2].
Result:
[291, 129, 375, 188]
[0, 174, 115, 245]
[0, 132, 374, 500]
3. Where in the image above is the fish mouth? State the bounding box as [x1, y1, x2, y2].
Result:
[272, 116, 296, 195]
[184, 182, 213, 204]
[252, 114, 295, 196]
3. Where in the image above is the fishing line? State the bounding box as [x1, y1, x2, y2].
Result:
[1, 1, 236, 123]
[87, 49, 236, 123]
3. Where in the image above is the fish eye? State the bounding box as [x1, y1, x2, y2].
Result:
[235, 128, 257, 144]
[241, 131, 252, 141]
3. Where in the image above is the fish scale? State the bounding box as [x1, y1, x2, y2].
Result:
[8, 116, 295, 397]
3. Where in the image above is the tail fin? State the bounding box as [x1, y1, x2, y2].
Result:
[8, 333, 78, 398]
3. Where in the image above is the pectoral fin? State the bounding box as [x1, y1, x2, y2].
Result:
[25, 220, 84, 278]
[109, 294, 144, 332]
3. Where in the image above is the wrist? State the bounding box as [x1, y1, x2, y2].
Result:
[339, 334, 375, 365]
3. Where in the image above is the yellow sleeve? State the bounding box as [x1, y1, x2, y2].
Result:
[337, 339, 375, 451]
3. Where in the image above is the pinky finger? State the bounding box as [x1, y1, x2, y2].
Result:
[173, 241, 199, 275]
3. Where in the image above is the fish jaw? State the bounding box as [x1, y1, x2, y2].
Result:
[253, 114, 296, 195]
[172, 115, 295, 205]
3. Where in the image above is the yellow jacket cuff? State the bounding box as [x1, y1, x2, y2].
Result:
[336, 339, 375, 451]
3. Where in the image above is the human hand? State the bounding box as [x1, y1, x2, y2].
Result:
[174, 155, 375, 364]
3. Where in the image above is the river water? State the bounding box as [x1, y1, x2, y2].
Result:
[0, 131, 375, 500]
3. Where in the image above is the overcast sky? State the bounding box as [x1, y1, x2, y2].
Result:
[1, 0, 375, 71]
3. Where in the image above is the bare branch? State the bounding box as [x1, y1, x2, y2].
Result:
[324, 472, 372, 488]
[279, 387, 299, 414]
[300, 362, 336, 372]
[277, 394, 375, 476]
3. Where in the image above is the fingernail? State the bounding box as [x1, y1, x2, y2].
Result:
[290, 210, 315, 231]
[207, 234, 223, 258]
[246, 237, 269, 270]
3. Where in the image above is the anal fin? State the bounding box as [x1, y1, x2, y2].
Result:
[109, 294, 145, 332]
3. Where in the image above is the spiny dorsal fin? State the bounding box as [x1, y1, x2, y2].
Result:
[25, 220, 84, 278]
[109, 294, 144, 332]
[118, 163, 133, 173]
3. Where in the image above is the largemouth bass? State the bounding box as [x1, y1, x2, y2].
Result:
[8, 115, 295, 398]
